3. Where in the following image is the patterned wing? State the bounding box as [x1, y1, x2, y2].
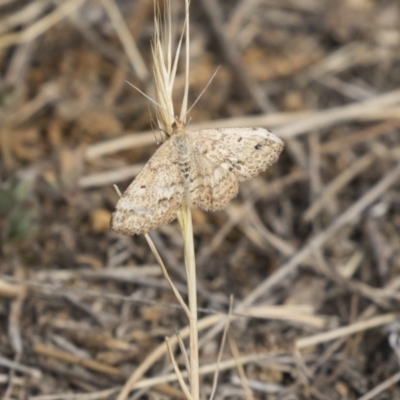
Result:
[188, 147, 239, 212]
[110, 140, 184, 235]
[191, 127, 284, 182]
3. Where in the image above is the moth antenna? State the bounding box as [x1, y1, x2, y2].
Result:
[149, 117, 158, 143]
[150, 117, 169, 143]
[186, 66, 221, 117]
[113, 184, 122, 198]
[148, 105, 162, 144]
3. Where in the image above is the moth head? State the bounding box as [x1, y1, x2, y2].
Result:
[171, 119, 186, 135]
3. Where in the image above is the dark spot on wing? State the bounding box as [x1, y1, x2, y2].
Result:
[140, 185, 146, 189]
[255, 143, 263, 150]
[238, 137, 243, 142]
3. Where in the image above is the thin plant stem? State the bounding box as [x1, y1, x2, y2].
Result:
[210, 296, 234, 400]
[144, 233, 190, 317]
[176, 331, 191, 376]
[178, 205, 199, 399]
[166, 337, 193, 400]
[179, 7, 198, 393]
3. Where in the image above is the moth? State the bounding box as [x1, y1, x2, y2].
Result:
[111, 123, 284, 235]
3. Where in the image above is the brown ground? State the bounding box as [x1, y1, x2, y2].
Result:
[1, 1, 400, 399]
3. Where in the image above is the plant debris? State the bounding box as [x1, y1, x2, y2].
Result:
[1, 1, 400, 399]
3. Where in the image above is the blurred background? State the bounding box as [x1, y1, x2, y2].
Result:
[1, 0, 400, 399]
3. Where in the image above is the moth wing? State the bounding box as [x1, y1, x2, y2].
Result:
[191, 127, 284, 182]
[189, 149, 239, 212]
[110, 141, 184, 235]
